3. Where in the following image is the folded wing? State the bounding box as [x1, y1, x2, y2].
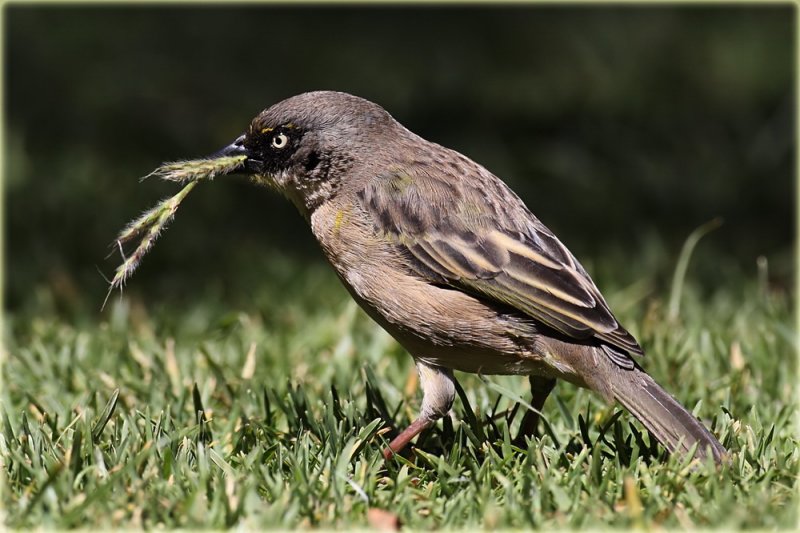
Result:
[359, 168, 643, 368]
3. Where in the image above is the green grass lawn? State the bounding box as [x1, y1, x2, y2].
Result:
[2, 251, 797, 529]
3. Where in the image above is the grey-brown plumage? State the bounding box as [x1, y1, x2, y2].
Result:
[218, 91, 726, 463]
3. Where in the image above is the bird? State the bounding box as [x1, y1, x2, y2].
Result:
[213, 90, 726, 463]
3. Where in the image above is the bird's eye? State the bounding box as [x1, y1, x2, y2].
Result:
[271, 133, 289, 149]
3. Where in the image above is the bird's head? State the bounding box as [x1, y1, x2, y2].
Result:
[216, 91, 401, 214]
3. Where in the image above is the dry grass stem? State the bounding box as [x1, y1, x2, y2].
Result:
[142, 155, 247, 183]
[103, 155, 247, 309]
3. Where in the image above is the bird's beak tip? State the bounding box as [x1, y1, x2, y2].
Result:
[211, 134, 248, 159]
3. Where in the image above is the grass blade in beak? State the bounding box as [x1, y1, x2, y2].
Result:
[103, 154, 247, 309]
[142, 155, 248, 183]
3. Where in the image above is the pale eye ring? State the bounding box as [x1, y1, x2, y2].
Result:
[271, 133, 289, 149]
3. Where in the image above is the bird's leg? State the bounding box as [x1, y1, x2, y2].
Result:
[383, 362, 455, 460]
[514, 375, 556, 445]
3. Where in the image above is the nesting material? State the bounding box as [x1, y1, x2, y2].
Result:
[141, 155, 247, 184]
[104, 154, 247, 308]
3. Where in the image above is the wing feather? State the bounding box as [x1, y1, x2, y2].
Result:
[359, 168, 644, 363]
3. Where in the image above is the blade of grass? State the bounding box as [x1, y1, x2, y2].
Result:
[91, 389, 119, 442]
[668, 217, 722, 320]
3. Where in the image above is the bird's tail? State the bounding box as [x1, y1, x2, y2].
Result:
[610, 365, 727, 463]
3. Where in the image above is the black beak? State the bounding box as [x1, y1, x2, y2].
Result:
[211, 134, 248, 158]
[210, 134, 262, 174]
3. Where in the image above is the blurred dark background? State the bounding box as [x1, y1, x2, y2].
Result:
[5, 5, 794, 316]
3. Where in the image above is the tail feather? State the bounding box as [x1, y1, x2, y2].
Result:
[611, 366, 727, 463]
